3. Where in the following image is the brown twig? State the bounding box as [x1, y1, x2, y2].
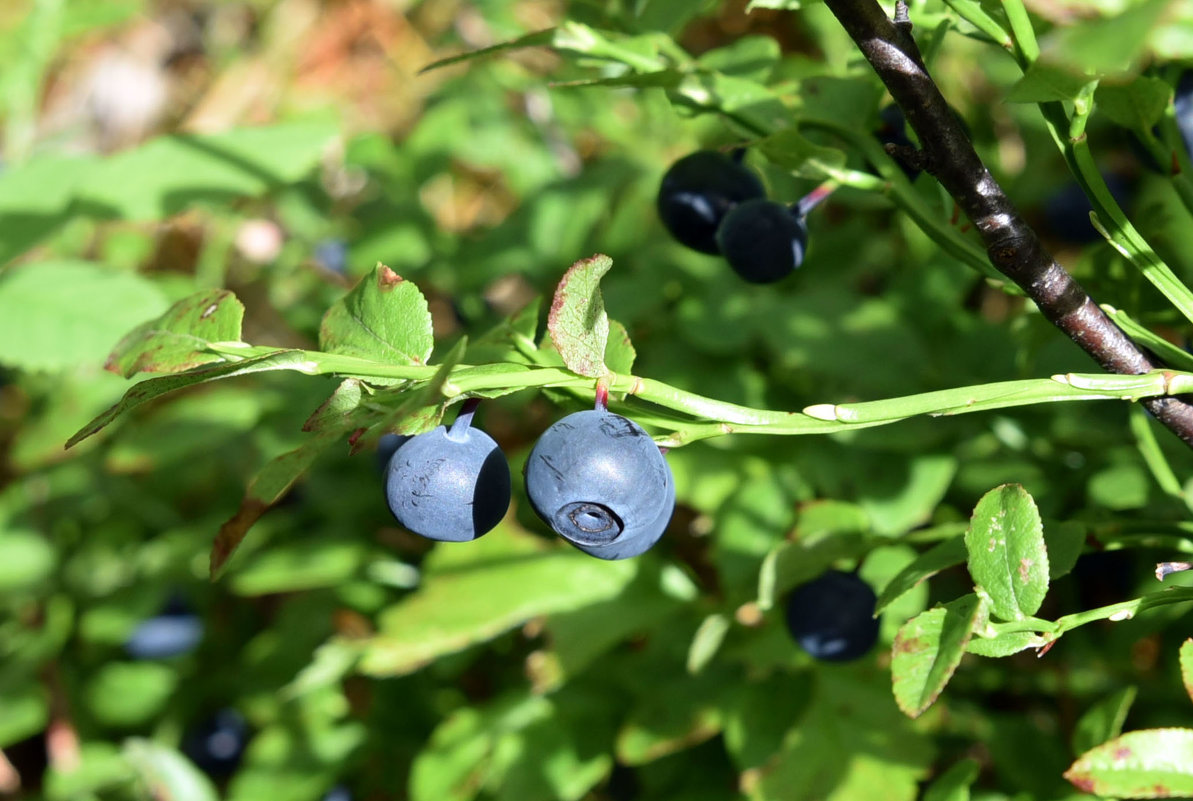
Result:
[820, 0, 1193, 447]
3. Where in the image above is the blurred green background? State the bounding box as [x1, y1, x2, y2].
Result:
[3, 0, 1193, 799]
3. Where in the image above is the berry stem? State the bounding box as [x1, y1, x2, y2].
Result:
[594, 380, 609, 412]
[449, 397, 482, 439]
[795, 181, 838, 218]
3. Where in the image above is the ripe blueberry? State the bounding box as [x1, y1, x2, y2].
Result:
[124, 597, 203, 660]
[376, 432, 410, 476]
[384, 405, 510, 542]
[524, 410, 674, 560]
[783, 570, 880, 662]
[657, 149, 766, 255]
[715, 198, 808, 284]
[182, 708, 249, 778]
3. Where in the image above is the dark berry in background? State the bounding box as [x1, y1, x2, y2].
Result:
[657, 150, 766, 255]
[716, 199, 808, 284]
[784, 570, 880, 662]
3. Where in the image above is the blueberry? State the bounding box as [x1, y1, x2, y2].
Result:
[182, 708, 249, 778]
[524, 410, 674, 560]
[376, 432, 410, 476]
[657, 150, 766, 255]
[1042, 173, 1133, 244]
[314, 238, 349, 274]
[783, 570, 880, 662]
[1175, 70, 1193, 162]
[322, 786, 352, 801]
[874, 104, 921, 180]
[715, 198, 808, 284]
[384, 407, 510, 542]
[123, 609, 203, 660]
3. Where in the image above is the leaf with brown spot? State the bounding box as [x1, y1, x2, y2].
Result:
[105, 289, 244, 378]
[547, 254, 612, 378]
[891, 593, 983, 718]
[1065, 728, 1193, 797]
[319, 263, 433, 374]
[964, 484, 1049, 621]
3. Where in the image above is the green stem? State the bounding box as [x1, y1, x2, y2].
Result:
[999, 0, 1038, 67]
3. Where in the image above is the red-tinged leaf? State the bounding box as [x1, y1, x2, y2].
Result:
[1065, 728, 1193, 797]
[548, 254, 612, 378]
[210, 432, 339, 578]
[105, 289, 244, 378]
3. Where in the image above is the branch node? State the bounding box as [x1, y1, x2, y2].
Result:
[893, 1, 911, 28]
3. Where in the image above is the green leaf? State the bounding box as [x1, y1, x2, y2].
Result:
[966, 630, 1047, 658]
[875, 537, 967, 614]
[0, 260, 168, 372]
[229, 540, 366, 595]
[923, 759, 980, 801]
[105, 289, 244, 377]
[891, 594, 983, 718]
[303, 378, 366, 434]
[418, 28, 557, 73]
[0, 684, 49, 748]
[1044, 520, 1085, 580]
[604, 318, 636, 376]
[210, 431, 341, 577]
[1005, 62, 1093, 104]
[122, 739, 219, 801]
[758, 128, 848, 180]
[319, 263, 434, 369]
[0, 528, 55, 593]
[547, 254, 612, 378]
[1095, 76, 1171, 129]
[1072, 687, 1138, 756]
[66, 350, 320, 448]
[751, 672, 934, 801]
[964, 484, 1049, 621]
[76, 121, 338, 220]
[1041, 0, 1171, 76]
[0, 153, 95, 264]
[1181, 639, 1193, 704]
[85, 662, 178, 727]
[1065, 728, 1193, 797]
[696, 35, 780, 81]
[686, 613, 730, 674]
[616, 670, 727, 765]
[357, 530, 637, 676]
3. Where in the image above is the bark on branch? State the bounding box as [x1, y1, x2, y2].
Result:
[821, 0, 1193, 447]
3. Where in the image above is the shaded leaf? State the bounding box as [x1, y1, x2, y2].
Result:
[965, 484, 1049, 621]
[0, 260, 168, 372]
[875, 537, 967, 614]
[1181, 639, 1193, 705]
[1095, 76, 1171, 129]
[106, 289, 244, 378]
[67, 350, 318, 448]
[686, 613, 730, 674]
[1073, 687, 1138, 756]
[1006, 62, 1092, 104]
[209, 431, 341, 577]
[892, 594, 983, 718]
[616, 671, 728, 765]
[758, 128, 848, 180]
[923, 759, 979, 801]
[1065, 728, 1193, 797]
[77, 122, 337, 220]
[357, 530, 637, 676]
[548, 254, 612, 378]
[122, 739, 219, 801]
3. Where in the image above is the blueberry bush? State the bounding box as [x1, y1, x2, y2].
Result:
[5, 0, 1193, 799]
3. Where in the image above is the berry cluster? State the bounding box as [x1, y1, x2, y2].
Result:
[657, 149, 812, 284]
[381, 402, 675, 561]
